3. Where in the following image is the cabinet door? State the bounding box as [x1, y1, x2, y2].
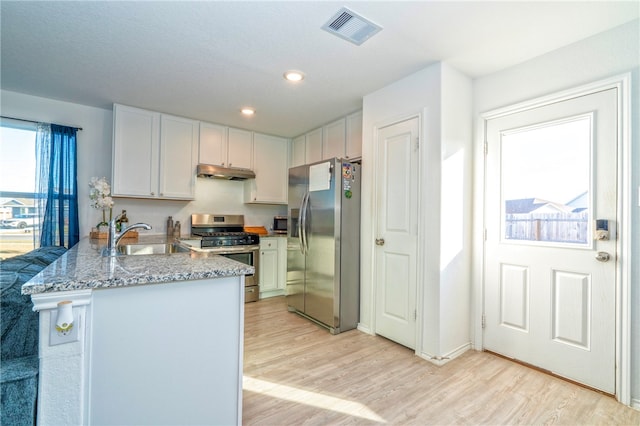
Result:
[199, 122, 227, 166]
[260, 242, 279, 293]
[322, 118, 346, 160]
[305, 128, 323, 164]
[159, 115, 198, 199]
[112, 104, 160, 197]
[245, 133, 288, 204]
[227, 128, 253, 170]
[291, 135, 306, 167]
[346, 111, 363, 159]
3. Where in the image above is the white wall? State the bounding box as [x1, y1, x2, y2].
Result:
[472, 19, 639, 405]
[439, 64, 473, 357]
[0, 90, 286, 237]
[360, 63, 441, 336]
[361, 62, 474, 360]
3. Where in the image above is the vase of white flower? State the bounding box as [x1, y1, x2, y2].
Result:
[89, 177, 114, 232]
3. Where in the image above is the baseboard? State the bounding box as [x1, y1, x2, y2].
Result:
[259, 289, 285, 299]
[357, 323, 373, 335]
[418, 342, 471, 366]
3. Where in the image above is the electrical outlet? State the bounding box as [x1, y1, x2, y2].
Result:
[49, 309, 79, 346]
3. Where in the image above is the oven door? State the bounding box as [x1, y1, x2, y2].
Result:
[201, 245, 260, 301]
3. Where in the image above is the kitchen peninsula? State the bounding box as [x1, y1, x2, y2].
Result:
[22, 236, 252, 426]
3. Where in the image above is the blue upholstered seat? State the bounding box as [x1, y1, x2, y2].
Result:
[1, 246, 67, 426]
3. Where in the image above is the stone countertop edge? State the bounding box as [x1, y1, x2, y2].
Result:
[21, 236, 254, 296]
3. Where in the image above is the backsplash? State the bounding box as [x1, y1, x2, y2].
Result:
[100, 178, 286, 237]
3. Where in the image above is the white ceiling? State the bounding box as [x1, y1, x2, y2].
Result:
[1, 1, 638, 137]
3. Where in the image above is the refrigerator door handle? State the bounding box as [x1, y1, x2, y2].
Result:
[301, 192, 311, 254]
[298, 192, 309, 254]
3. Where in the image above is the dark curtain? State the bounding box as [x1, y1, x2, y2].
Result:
[35, 124, 79, 248]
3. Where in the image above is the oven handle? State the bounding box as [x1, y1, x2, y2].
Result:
[200, 245, 259, 254]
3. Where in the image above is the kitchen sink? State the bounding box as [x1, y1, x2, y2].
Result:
[116, 242, 191, 256]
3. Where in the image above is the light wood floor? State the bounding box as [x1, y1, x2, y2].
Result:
[243, 296, 639, 425]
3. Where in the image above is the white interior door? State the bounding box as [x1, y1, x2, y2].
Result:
[374, 117, 419, 349]
[484, 88, 617, 393]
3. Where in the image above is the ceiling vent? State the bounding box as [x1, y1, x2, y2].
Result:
[321, 7, 382, 46]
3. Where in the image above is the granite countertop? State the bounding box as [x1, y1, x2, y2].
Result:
[21, 236, 254, 295]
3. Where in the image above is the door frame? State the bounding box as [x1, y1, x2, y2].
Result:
[472, 73, 632, 405]
[370, 111, 424, 355]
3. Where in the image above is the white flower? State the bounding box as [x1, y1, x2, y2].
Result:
[89, 177, 114, 210]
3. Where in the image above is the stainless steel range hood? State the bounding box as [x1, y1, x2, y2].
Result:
[197, 164, 255, 181]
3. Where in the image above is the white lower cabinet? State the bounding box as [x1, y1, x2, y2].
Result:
[259, 237, 286, 298]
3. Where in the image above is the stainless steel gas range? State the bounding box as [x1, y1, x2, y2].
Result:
[187, 214, 260, 302]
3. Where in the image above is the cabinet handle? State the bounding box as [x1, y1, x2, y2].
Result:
[151, 192, 155, 196]
[229, 163, 232, 167]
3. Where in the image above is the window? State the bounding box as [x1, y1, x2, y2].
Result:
[501, 115, 592, 246]
[0, 122, 39, 259]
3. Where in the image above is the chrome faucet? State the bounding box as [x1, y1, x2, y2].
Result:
[103, 214, 152, 257]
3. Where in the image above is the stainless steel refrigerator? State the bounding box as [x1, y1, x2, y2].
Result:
[287, 158, 361, 334]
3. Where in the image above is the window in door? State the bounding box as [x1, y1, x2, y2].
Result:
[0, 123, 38, 259]
[501, 114, 592, 246]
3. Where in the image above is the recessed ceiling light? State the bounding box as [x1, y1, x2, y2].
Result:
[284, 70, 305, 82]
[241, 107, 255, 116]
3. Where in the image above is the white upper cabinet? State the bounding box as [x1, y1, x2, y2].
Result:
[199, 124, 253, 170]
[291, 110, 361, 167]
[245, 133, 289, 204]
[291, 129, 322, 167]
[112, 104, 160, 198]
[112, 104, 197, 200]
[345, 111, 363, 159]
[159, 114, 198, 199]
[305, 128, 323, 164]
[227, 127, 253, 170]
[322, 118, 346, 160]
[199, 122, 227, 166]
[291, 135, 306, 167]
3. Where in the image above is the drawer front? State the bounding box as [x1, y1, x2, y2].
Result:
[245, 285, 259, 303]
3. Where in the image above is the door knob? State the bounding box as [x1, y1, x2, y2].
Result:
[375, 238, 385, 246]
[595, 252, 611, 262]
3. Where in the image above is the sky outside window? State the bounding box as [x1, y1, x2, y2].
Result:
[501, 116, 591, 204]
[0, 126, 36, 192]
